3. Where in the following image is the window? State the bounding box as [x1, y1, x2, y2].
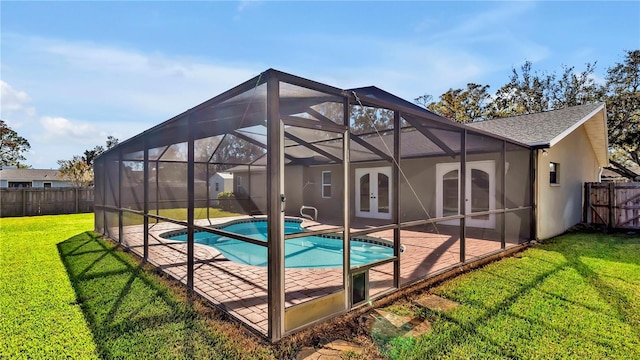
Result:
[236, 176, 244, 194]
[215, 182, 220, 192]
[44, 182, 52, 188]
[549, 162, 559, 185]
[322, 171, 332, 198]
[8, 182, 31, 188]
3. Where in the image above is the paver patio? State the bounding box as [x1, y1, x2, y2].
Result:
[113, 216, 522, 335]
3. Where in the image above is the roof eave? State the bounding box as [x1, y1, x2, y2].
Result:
[547, 103, 605, 147]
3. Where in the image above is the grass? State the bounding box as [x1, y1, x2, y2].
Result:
[382, 231, 640, 359]
[122, 207, 241, 225]
[3, 213, 640, 359]
[0, 214, 98, 358]
[1, 213, 273, 359]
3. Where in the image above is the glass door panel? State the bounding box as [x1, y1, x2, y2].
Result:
[355, 167, 391, 220]
[360, 174, 370, 212]
[377, 173, 389, 214]
[466, 161, 495, 228]
[443, 170, 459, 217]
[470, 169, 490, 219]
[437, 161, 495, 228]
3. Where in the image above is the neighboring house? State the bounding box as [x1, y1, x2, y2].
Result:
[468, 103, 608, 239]
[0, 168, 75, 188]
[209, 172, 233, 203]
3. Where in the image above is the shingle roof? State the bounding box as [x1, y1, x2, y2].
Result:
[0, 168, 62, 181]
[467, 103, 605, 146]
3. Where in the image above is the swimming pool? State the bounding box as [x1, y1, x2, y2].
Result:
[162, 219, 393, 268]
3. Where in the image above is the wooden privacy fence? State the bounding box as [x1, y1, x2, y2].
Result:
[584, 182, 640, 229]
[0, 187, 94, 217]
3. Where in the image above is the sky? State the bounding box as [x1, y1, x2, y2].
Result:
[1, 1, 639, 169]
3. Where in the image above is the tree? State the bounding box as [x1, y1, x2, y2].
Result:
[0, 120, 31, 167]
[414, 94, 434, 108]
[82, 135, 119, 166]
[349, 105, 394, 134]
[57, 156, 93, 187]
[424, 83, 492, 123]
[605, 50, 640, 166]
[57, 136, 119, 187]
[550, 63, 605, 108]
[105, 135, 119, 150]
[492, 61, 554, 117]
[420, 60, 607, 124]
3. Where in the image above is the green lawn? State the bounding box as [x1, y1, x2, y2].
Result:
[1, 214, 98, 358]
[122, 207, 240, 225]
[383, 232, 640, 359]
[3, 213, 639, 359]
[1, 214, 272, 359]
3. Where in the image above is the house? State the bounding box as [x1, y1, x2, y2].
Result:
[209, 172, 233, 203]
[92, 69, 609, 341]
[0, 168, 74, 188]
[468, 103, 608, 239]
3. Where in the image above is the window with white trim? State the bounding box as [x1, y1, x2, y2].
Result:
[549, 162, 559, 185]
[44, 182, 52, 188]
[322, 171, 332, 198]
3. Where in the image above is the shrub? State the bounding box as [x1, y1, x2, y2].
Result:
[218, 191, 240, 213]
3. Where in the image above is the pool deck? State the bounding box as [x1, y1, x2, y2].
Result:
[114, 216, 524, 335]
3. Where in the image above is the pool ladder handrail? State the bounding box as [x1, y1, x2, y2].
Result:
[300, 206, 318, 221]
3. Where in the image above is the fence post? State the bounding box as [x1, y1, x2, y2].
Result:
[608, 182, 615, 228]
[75, 187, 79, 214]
[22, 188, 26, 216]
[583, 183, 591, 224]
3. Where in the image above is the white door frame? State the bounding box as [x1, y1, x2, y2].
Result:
[355, 166, 392, 220]
[435, 160, 495, 228]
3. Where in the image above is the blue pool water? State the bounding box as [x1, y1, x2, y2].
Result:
[164, 220, 393, 268]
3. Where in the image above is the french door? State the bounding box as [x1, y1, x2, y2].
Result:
[355, 167, 392, 220]
[435, 160, 495, 228]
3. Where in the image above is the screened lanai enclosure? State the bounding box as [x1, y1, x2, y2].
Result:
[94, 69, 533, 341]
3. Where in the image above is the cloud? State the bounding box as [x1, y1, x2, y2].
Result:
[32, 39, 260, 116]
[32, 116, 146, 168]
[425, 2, 536, 44]
[237, 0, 262, 13]
[0, 81, 36, 123]
[0, 80, 30, 112]
[278, 33, 491, 101]
[40, 116, 99, 141]
[1, 34, 268, 168]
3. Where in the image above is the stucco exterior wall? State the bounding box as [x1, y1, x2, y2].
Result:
[284, 165, 304, 214]
[235, 147, 531, 239]
[536, 125, 600, 239]
[287, 150, 529, 235]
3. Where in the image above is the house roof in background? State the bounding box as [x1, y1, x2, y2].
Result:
[213, 172, 233, 179]
[0, 168, 63, 181]
[467, 103, 608, 166]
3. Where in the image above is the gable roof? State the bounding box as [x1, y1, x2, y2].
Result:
[467, 103, 608, 166]
[0, 168, 63, 181]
